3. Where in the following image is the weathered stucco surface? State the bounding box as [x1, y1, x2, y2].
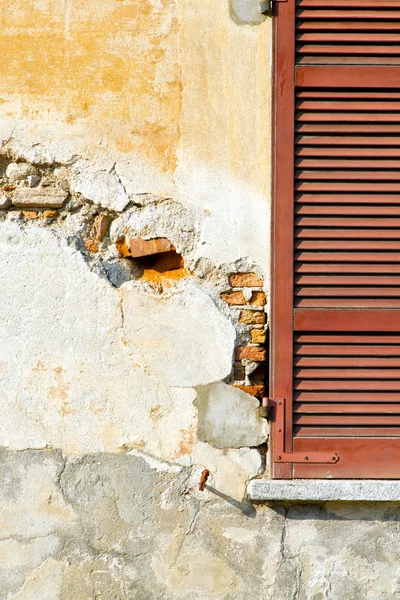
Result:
[0, 0, 393, 598]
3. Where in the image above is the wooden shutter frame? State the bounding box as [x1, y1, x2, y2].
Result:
[270, 0, 400, 479]
[271, 0, 296, 478]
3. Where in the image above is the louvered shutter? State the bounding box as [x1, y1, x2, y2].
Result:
[271, 0, 400, 478]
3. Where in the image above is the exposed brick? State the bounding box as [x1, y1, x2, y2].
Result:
[239, 310, 266, 325]
[22, 210, 38, 219]
[251, 329, 267, 344]
[116, 236, 131, 258]
[42, 210, 57, 219]
[234, 385, 265, 400]
[221, 290, 246, 306]
[235, 346, 267, 361]
[229, 272, 263, 287]
[92, 213, 109, 243]
[249, 291, 267, 306]
[85, 239, 99, 253]
[129, 237, 174, 258]
[233, 362, 246, 380]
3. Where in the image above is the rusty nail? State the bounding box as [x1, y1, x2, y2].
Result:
[277, 428, 282, 432]
[278, 401, 282, 405]
[276, 456, 281, 460]
[304, 456, 309, 460]
[332, 456, 336, 461]
[198, 469, 210, 492]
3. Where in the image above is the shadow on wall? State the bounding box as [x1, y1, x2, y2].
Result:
[266, 501, 400, 523]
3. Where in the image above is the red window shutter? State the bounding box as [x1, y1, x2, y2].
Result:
[271, 0, 400, 478]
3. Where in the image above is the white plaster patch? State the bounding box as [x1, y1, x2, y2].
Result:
[175, 161, 270, 275]
[122, 281, 236, 387]
[195, 382, 267, 448]
[0, 223, 202, 457]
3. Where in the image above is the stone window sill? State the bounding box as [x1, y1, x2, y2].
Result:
[247, 479, 400, 502]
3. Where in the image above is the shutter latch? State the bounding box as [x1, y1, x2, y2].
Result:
[268, 398, 340, 464]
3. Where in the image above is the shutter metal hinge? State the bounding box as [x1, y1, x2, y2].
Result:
[266, 397, 340, 465]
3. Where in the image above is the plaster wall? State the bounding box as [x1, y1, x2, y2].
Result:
[0, 1, 394, 599]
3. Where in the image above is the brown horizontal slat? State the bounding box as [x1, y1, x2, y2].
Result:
[298, 21, 400, 31]
[295, 357, 400, 367]
[297, 251, 400, 262]
[296, 299, 400, 307]
[296, 194, 400, 204]
[298, 136, 400, 146]
[298, 5, 400, 14]
[296, 275, 400, 284]
[295, 335, 400, 344]
[297, 91, 400, 99]
[296, 242, 400, 250]
[296, 205, 400, 215]
[297, 147, 400, 157]
[298, 34, 400, 42]
[295, 390, 400, 401]
[298, 113, 400, 122]
[296, 65, 400, 88]
[294, 308, 400, 331]
[295, 264, 400, 273]
[296, 230, 400, 240]
[297, 170, 400, 181]
[298, 57, 400, 65]
[297, 124, 400, 133]
[297, 182, 400, 192]
[294, 403, 400, 413]
[296, 216, 400, 226]
[296, 284, 400, 294]
[295, 380, 400, 390]
[294, 415, 400, 425]
[295, 343, 400, 355]
[295, 367, 400, 379]
[294, 426, 400, 437]
[296, 158, 400, 168]
[297, 100, 400, 111]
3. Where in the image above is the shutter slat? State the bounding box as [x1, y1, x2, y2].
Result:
[295, 358, 400, 367]
[296, 299, 400, 307]
[296, 159, 400, 168]
[296, 274, 400, 283]
[297, 194, 400, 204]
[294, 403, 400, 413]
[295, 415, 400, 425]
[295, 380, 400, 390]
[296, 264, 400, 273]
[296, 252, 400, 262]
[296, 205, 400, 214]
[296, 230, 400, 240]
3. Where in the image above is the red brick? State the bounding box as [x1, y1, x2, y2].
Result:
[249, 291, 267, 307]
[235, 346, 267, 361]
[229, 272, 263, 287]
[239, 310, 266, 325]
[129, 237, 174, 258]
[221, 290, 246, 306]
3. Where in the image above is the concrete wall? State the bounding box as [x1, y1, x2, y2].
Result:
[0, 1, 396, 599]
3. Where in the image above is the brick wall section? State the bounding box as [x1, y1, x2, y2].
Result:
[221, 272, 268, 401]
